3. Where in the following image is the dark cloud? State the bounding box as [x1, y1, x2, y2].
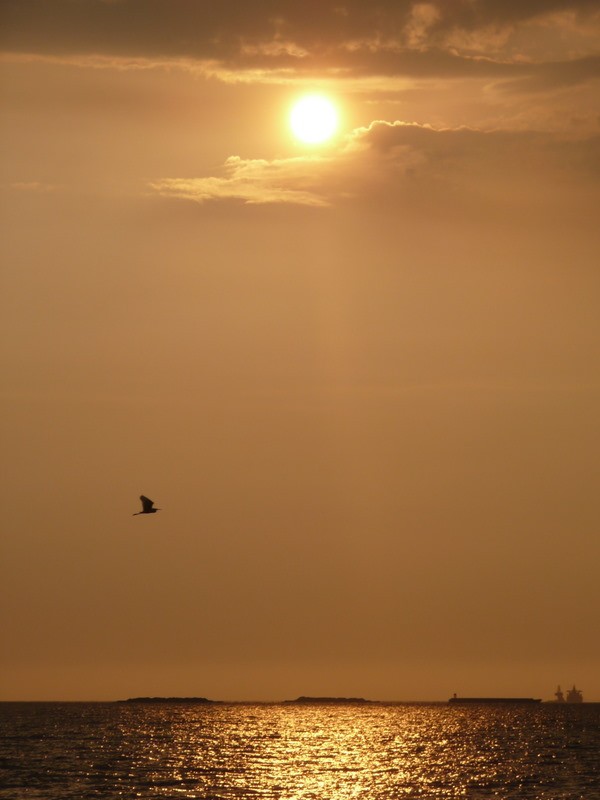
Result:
[433, 0, 599, 28]
[357, 120, 599, 166]
[496, 55, 600, 93]
[4, 1, 404, 57]
[2, 1, 599, 85]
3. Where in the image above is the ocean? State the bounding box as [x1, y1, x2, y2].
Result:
[1, 701, 598, 799]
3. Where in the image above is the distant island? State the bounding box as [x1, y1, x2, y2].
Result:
[284, 696, 373, 704]
[120, 696, 375, 706]
[120, 697, 218, 704]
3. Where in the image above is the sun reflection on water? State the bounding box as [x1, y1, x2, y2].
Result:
[103, 703, 595, 799]
[1, 701, 598, 799]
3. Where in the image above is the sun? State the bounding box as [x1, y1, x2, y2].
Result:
[290, 95, 338, 144]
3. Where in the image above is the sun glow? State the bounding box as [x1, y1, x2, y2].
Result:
[290, 95, 338, 144]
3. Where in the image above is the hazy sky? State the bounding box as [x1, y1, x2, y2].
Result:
[1, 1, 599, 702]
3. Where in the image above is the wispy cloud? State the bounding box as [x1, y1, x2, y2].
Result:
[150, 156, 334, 207]
[10, 181, 56, 193]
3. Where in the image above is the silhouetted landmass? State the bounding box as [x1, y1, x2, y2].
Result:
[284, 696, 373, 704]
[120, 697, 218, 704]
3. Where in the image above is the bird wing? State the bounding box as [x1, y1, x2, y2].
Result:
[140, 495, 154, 512]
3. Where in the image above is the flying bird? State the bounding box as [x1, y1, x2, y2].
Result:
[133, 495, 161, 515]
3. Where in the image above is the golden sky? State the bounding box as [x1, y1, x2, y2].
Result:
[1, 1, 599, 701]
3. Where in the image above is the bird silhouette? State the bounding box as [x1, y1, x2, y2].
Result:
[133, 495, 161, 515]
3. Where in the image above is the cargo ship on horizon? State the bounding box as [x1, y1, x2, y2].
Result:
[449, 694, 541, 704]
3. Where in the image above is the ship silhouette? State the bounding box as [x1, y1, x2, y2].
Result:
[554, 684, 583, 703]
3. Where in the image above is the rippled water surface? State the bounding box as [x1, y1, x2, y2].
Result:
[1, 701, 598, 799]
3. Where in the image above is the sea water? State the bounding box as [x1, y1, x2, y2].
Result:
[1, 701, 598, 799]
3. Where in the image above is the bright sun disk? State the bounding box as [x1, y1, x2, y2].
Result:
[290, 95, 338, 144]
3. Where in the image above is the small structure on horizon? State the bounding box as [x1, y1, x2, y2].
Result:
[555, 685, 565, 703]
[554, 684, 583, 703]
[566, 685, 583, 703]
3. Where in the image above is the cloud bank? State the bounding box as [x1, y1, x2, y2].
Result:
[151, 121, 600, 209]
[2, 0, 599, 90]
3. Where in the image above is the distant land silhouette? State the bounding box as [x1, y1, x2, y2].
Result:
[120, 697, 217, 704]
[284, 696, 373, 704]
[120, 696, 374, 705]
[116, 693, 586, 705]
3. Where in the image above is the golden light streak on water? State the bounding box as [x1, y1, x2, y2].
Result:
[0, 701, 598, 798]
